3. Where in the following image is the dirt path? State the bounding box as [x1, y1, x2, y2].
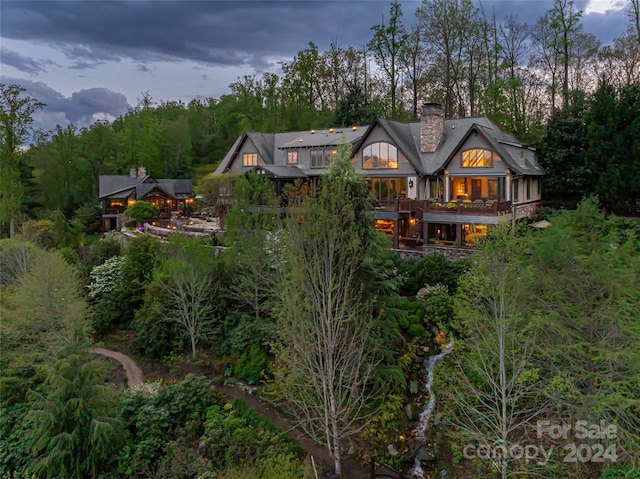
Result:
[217, 385, 370, 478]
[89, 348, 369, 477]
[90, 347, 144, 388]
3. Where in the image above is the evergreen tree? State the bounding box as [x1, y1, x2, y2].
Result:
[27, 331, 127, 479]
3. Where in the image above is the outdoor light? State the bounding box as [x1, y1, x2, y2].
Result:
[409, 180, 414, 188]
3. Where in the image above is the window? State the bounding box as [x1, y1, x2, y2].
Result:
[287, 151, 298, 165]
[537, 178, 541, 195]
[363, 142, 398, 169]
[513, 179, 519, 202]
[462, 149, 495, 167]
[311, 149, 337, 168]
[488, 178, 497, 200]
[243, 153, 257, 166]
[526, 178, 531, 200]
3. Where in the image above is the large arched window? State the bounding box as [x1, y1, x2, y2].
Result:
[363, 142, 398, 169]
[461, 148, 497, 167]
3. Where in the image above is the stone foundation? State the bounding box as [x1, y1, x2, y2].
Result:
[392, 245, 473, 261]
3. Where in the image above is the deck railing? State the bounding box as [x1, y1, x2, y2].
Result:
[424, 199, 511, 215]
[374, 198, 510, 215]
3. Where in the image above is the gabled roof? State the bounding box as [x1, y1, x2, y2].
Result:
[99, 174, 193, 200]
[214, 127, 366, 174]
[215, 115, 544, 177]
[354, 118, 425, 173]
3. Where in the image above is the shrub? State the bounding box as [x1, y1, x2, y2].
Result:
[408, 323, 426, 338]
[235, 344, 269, 384]
[202, 400, 300, 469]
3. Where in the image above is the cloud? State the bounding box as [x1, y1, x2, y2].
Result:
[136, 64, 151, 72]
[0, 1, 418, 70]
[0, 46, 47, 74]
[0, 76, 130, 132]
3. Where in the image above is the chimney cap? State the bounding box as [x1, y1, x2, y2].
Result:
[422, 102, 444, 113]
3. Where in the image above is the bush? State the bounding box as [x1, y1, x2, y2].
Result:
[397, 316, 410, 331]
[396, 253, 470, 296]
[74, 204, 102, 234]
[408, 323, 426, 338]
[202, 400, 300, 469]
[235, 344, 270, 384]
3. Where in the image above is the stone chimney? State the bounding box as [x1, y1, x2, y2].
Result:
[137, 166, 146, 180]
[129, 166, 137, 179]
[420, 102, 444, 153]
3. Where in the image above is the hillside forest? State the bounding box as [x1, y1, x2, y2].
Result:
[1, 0, 639, 478]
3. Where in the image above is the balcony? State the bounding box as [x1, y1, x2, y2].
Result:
[424, 199, 511, 215]
[103, 206, 125, 215]
[373, 198, 510, 216]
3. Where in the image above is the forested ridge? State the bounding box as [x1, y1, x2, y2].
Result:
[1, 1, 639, 478]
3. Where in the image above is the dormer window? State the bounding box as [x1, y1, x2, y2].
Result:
[243, 153, 258, 166]
[363, 142, 398, 169]
[462, 149, 495, 167]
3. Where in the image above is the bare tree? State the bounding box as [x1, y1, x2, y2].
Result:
[159, 251, 213, 356]
[274, 145, 381, 478]
[368, 1, 409, 119]
[446, 226, 548, 479]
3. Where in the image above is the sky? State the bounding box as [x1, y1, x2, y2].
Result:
[0, 0, 630, 134]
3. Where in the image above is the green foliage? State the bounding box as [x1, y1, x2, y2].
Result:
[417, 283, 455, 331]
[396, 253, 469, 297]
[26, 332, 127, 479]
[202, 400, 300, 469]
[206, 454, 306, 479]
[0, 238, 41, 286]
[235, 344, 270, 384]
[1, 83, 44, 238]
[19, 219, 56, 249]
[119, 375, 222, 476]
[123, 200, 160, 223]
[73, 204, 102, 235]
[407, 323, 426, 338]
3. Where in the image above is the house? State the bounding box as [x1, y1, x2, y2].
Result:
[98, 166, 195, 231]
[214, 103, 544, 249]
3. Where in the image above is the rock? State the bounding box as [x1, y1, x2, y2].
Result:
[387, 444, 400, 456]
[405, 403, 415, 420]
[418, 444, 436, 463]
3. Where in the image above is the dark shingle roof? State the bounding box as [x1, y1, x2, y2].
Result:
[215, 116, 544, 177]
[255, 165, 308, 178]
[99, 175, 193, 200]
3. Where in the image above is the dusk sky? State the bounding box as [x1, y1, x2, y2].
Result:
[0, 0, 630, 133]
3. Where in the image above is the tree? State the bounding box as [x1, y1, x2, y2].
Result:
[549, 0, 583, 109]
[0, 84, 44, 237]
[273, 144, 382, 477]
[583, 81, 640, 211]
[27, 331, 126, 479]
[417, 0, 480, 118]
[527, 199, 640, 462]
[399, 24, 429, 119]
[333, 83, 376, 128]
[124, 200, 160, 225]
[368, 1, 409, 119]
[536, 97, 588, 201]
[157, 236, 216, 357]
[446, 224, 548, 478]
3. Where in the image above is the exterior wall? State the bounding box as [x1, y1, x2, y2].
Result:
[226, 137, 266, 174]
[512, 176, 542, 205]
[444, 134, 509, 176]
[353, 124, 416, 176]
